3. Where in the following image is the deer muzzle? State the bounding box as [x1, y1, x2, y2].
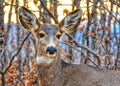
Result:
[46, 47, 57, 57]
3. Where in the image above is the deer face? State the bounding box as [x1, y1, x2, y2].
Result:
[37, 24, 61, 58]
[18, 6, 82, 65]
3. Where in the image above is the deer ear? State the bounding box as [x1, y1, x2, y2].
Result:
[18, 6, 40, 31]
[59, 9, 82, 33]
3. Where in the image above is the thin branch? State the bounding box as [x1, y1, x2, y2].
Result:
[100, 40, 109, 54]
[60, 41, 82, 52]
[110, 0, 120, 7]
[0, 31, 30, 85]
[89, 37, 109, 54]
[60, 41, 100, 67]
[115, 38, 120, 70]
[66, 33, 101, 66]
[0, 70, 3, 74]
[84, 58, 99, 68]
[39, 0, 58, 24]
[98, 0, 120, 19]
[0, 49, 6, 68]
[3, 32, 31, 73]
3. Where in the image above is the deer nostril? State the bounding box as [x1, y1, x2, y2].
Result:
[46, 47, 57, 54]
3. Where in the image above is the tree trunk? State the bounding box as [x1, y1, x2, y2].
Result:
[0, 0, 4, 56]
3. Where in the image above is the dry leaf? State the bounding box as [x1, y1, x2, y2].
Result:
[105, 26, 110, 31]
[64, 39, 71, 43]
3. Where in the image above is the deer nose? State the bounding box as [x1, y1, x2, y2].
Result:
[46, 47, 57, 55]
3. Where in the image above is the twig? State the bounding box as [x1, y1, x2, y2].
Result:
[39, 0, 58, 24]
[90, 37, 109, 54]
[0, 32, 31, 86]
[109, 0, 120, 7]
[100, 40, 109, 54]
[60, 41, 82, 52]
[0, 70, 3, 74]
[84, 58, 99, 68]
[66, 33, 101, 66]
[0, 49, 6, 69]
[60, 41, 100, 67]
[98, 0, 120, 19]
[115, 38, 120, 70]
[3, 32, 31, 73]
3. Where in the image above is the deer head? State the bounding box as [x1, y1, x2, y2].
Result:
[18, 6, 82, 66]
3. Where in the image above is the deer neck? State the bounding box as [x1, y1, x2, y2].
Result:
[37, 57, 59, 86]
[37, 51, 64, 86]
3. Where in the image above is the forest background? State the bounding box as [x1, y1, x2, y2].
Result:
[0, 0, 120, 85]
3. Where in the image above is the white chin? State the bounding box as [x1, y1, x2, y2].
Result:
[36, 56, 54, 65]
[47, 53, 56, 58]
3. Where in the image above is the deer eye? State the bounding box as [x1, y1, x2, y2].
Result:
[39, 33, 45, 38]
[56, 34, 61, 39]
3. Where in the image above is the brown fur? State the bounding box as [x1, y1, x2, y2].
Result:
[38, 57, 120, 86]
[18, 6, 120, 86]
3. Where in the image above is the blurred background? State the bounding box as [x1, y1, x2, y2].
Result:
[0, 0, 120, 85]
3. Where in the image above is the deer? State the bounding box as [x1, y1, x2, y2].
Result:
[18, 6, 120, 86]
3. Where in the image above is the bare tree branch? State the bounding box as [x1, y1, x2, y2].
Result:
[66, 33, 101, 66]
[60, 41, 100, 67]
[84, 58, 99, 68]
[109, 0, 120, 7]
[60, 41, 82, 52]
[0, 32, 31, 86]
[98, 0, 120, 19]
[3, 32, 31, 73]
[39, 0, 58, 24]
